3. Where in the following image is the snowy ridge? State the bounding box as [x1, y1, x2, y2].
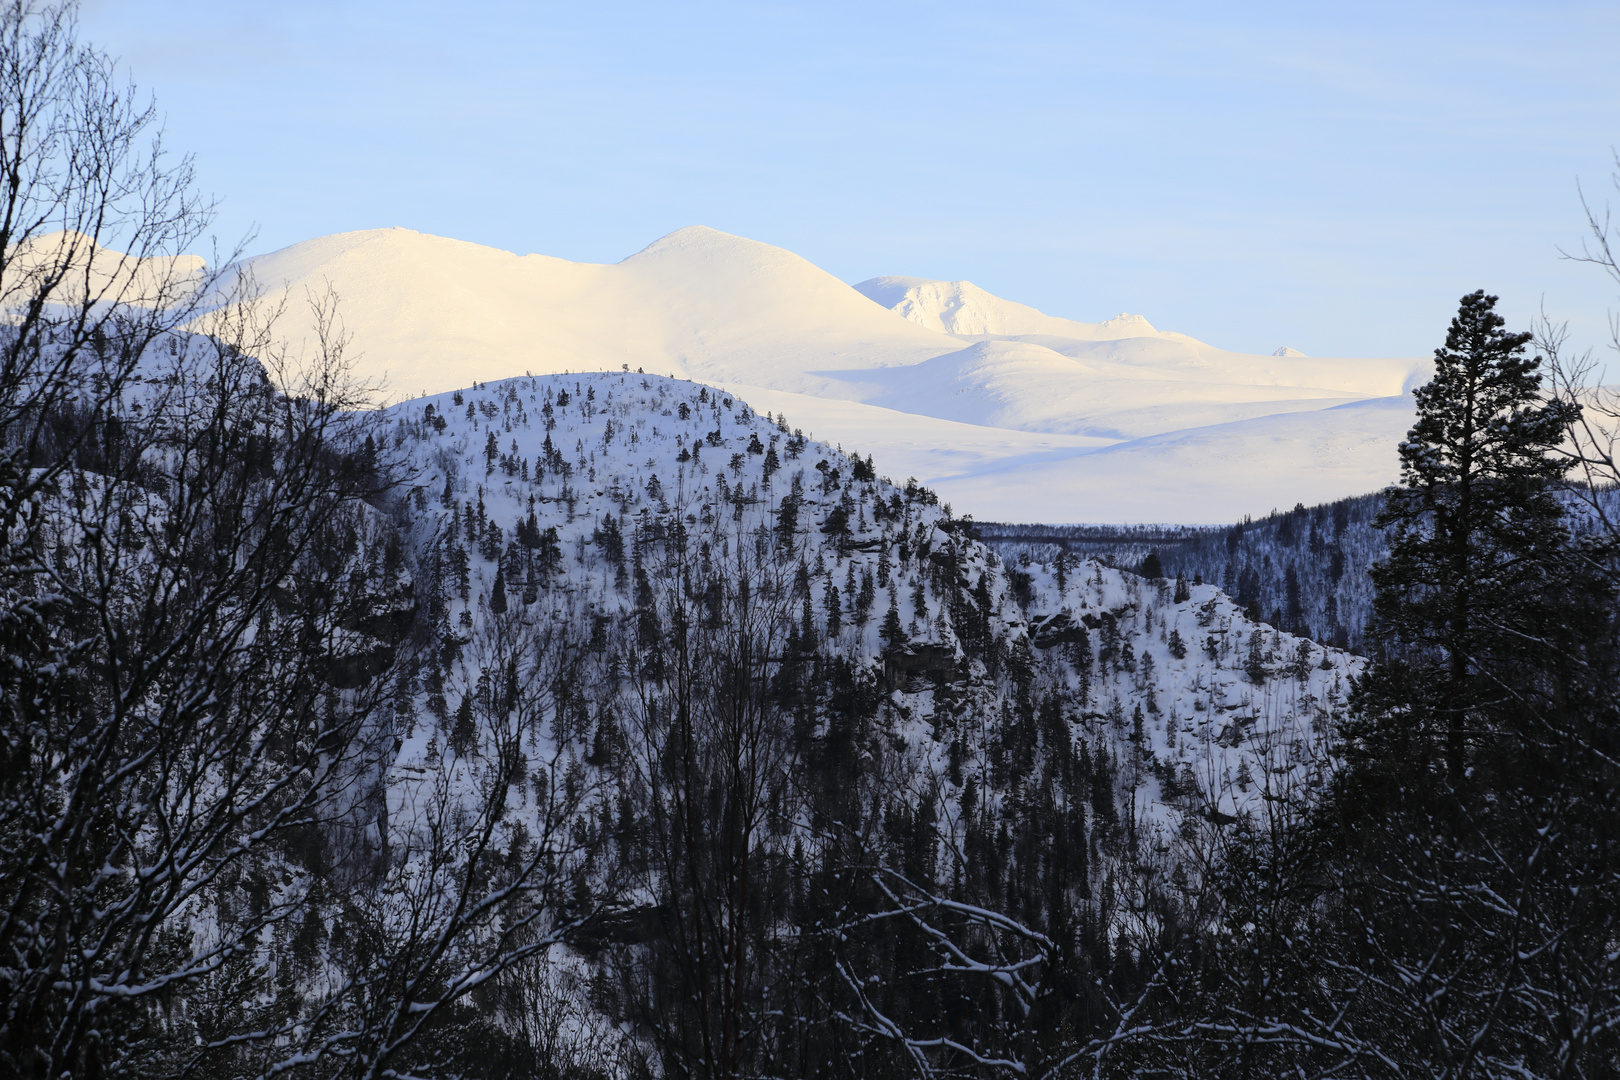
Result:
[206, 225, 1431, 522]
[855, 276, 1166, 342]
[217, 226, 948, 397]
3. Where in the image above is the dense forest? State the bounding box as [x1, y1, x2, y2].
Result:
[4, 5, 1620, 1079]
[979, 498, 1388, 653]
[983, 480, 1620, 658]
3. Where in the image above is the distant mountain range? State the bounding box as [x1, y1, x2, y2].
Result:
[211, 225, 1432, 523]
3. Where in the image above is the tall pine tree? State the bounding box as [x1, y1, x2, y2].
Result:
[1283, 292, 1620, 1079]
[1360, 289, 1580, 779]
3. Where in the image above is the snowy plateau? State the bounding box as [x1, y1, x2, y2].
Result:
[217, 225, 1432, 524]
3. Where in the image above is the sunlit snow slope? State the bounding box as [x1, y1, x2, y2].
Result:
[218, 226, 1430, 523]
[225, 226, 946, 396]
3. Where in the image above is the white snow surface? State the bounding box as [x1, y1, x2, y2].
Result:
[854, 276, 1167, 342]
[210, 225, 1431, 523]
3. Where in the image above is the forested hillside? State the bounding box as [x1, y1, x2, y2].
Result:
[3, 333, 1360, 1075]
[319, 369, 1366, 1075]
[984, 481, 1620, 656]
[980, 498, 1386, 652]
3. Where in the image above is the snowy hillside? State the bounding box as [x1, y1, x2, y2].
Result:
[206, 226, 1430, 522]
[382, 371, 1360, 897]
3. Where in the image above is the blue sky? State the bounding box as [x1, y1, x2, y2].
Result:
[81, 1, 1620, 358]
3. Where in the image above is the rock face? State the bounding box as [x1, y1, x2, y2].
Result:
[883, 642, 958, 691]
[1028, 611, 1091, 649]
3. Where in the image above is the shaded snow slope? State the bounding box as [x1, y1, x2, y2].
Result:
[932, 397, 1416, 525]
[815, 337, 1373, 441]
[715, 385, 1413, 525]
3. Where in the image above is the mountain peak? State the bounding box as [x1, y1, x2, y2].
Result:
[855, 277, 1171, 343]
[1096, 312, 1157, 337]
[621, 225, 810, 269]
[622, 224, 744, 259]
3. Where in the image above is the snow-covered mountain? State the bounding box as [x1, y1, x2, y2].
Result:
[385, 370, 1357, 861]
[854, 276, 1168, 341]
[375, 370, 1358, 998]
[213, 226, 1431, 523]
[224, 226, 946, 395]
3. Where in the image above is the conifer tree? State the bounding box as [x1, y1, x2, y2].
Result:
[1248, 291, 1620, 1079]
[1283, 565, 1303, 635]
[880, 591, 908, 649]
[450, 542, 471, 601]
[824, 581, 842, 637]
[1361, 290, 1581, 777]
[775, 493, 798, 543]
[1244, 630, 1266, 684]
[854, 568, 875, 628]
[451, 693, 477, 756]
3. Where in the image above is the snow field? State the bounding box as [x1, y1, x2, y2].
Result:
[207, 224, 1430, 522]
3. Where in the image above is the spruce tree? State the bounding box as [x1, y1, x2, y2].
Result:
[824, 581, 842, 637]
[1362, 290, 1579, 778]
[880, 591, 908, 650]
[1283, 565, 1303, 635]
[1244, 630, 1266, 684]
[452, 693, 477, 756]
[1258, 294, 1620, 1080]
[775, 495, 798, 544]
